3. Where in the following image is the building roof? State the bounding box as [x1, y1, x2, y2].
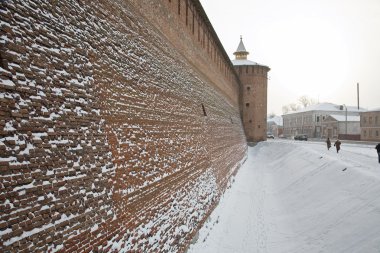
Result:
[233, 36, 249, 60]
[366, 107, 380, 112]
[267, 115, 283, 126]
[231, 59, 259, 66]
[232, 37, 269, 68]
[235, 37, 248, 53]
[285, 102, 367, 115]
[328, 114, 360, 122]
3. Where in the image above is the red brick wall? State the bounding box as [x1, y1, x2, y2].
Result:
[235, 65, 269, 142]
[0, 0, 247, 252]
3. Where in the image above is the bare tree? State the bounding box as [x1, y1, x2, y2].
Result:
[282, 105, 289, 114]
[282, 96, 317, 114]
[298, 95, 317, 108]
[289, 103, 300, 111]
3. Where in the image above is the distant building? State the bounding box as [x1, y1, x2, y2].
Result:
[322, 114, 360, 140]
[282, 103, 366, 139]
[267, 115, 283, 137]
[232, 37, 270, 142]
[360, 108, 380, 141]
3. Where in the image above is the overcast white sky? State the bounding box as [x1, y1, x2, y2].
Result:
[199, 0, 380, 115]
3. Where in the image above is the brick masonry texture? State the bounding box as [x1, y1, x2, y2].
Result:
[0, 0, 247, 252]
[236, 65, 269, 142]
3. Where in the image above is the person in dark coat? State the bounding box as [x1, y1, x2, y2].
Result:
[326, 137, 331, 150]
[376, 143, 380, 163]
[334, 139, 341, 153]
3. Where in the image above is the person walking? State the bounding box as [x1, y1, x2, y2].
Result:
[326, 137, 331, 150]
[376, 143, 380, 163]
[334, 139, 341, 153]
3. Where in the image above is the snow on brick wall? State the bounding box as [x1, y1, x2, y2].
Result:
[0, 0, 247, 252]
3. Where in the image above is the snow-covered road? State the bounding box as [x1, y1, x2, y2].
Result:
[188, 140, 380, 253]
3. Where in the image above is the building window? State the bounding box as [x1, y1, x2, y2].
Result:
[247, 86, 250, 91]
[185, 1, 188, 25]
[249, 120, 252, 123]
[246, 103, 250, 107]
[376, 130, 379, 137]
[369, 117, 373, 124]
[201, 103, 207, 116]
[316, 116, 320, 122]
[364, 130, 367, 137]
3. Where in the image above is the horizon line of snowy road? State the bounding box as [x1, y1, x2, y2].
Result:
[187, 140, 380, 253]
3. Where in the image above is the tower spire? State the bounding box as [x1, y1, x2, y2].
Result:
[234, 36, 249, 60]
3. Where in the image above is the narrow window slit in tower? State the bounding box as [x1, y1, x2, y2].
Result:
[201, 104, 207, 116]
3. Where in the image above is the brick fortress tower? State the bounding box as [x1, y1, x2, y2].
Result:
[233, 37, 270, 142]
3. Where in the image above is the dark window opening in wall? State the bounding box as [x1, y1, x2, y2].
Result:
[198, 22, 200, 41]
[206, 38, 209, 53]
[203, 30, 205, 48]
[316, 116, 320, 122]
[258, 125, 261, 128]
[246, 103, 250, 107]
[249, 120, 252, 123]
[192, 13, 195, 34]
[178, 0, 181, 15]
[364, 130, 367, 136]
[201, 103, 207, 116]
[247, 86, 250, 91]
[185, 1, 188, 25]
[376, 130, 379, 137]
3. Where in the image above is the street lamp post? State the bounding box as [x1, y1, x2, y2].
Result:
[340, 104, 348, 138]
[320, 114, 323, 139]
[342, 104, 347, 136]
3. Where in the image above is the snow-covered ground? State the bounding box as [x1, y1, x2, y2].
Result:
[188, 140, 380, 253]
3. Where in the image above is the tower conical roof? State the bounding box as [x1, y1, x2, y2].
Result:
[232, 36, 269, 67]
[235, 36, 247, 53]
[233, 36, 249, 60]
